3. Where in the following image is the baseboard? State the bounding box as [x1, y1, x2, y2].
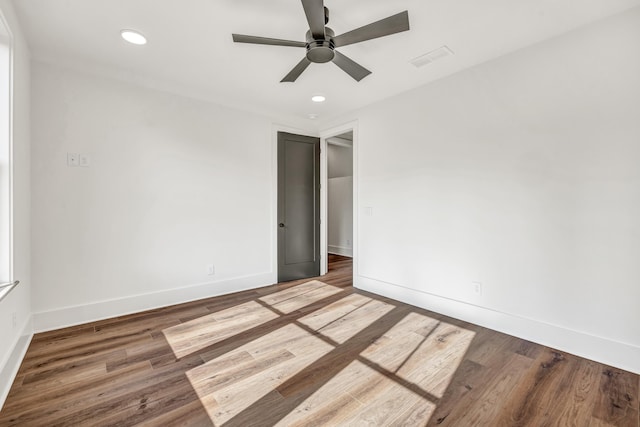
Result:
[33, 272, 276, 333]
[0, 316, 33, 409]
[328, 245, 353, 257]
[357, 275, 640, 374]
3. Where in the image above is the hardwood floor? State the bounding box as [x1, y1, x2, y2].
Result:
[1, 254, 638, 426]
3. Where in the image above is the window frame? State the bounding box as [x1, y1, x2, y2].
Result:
[0, 11, 14, 303]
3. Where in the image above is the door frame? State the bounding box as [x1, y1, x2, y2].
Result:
[270, 121, 358, 282]
[319, 121, 358, 280]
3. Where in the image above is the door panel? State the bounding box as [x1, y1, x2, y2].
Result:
[278, 132, 320, 282]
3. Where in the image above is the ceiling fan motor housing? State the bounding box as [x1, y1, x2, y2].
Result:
[305, 27, 335, 63]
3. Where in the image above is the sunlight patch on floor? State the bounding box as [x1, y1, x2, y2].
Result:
[361, 312, 476, 399]
[169, 278, 474, 425]
[298, 293, 372, 331]
[162, 300, 279, 358]
[186, 323, 334, 425]
[277, 359, 437, 426]
[299, 294, 395, 344]
[259, 280, 343, 314]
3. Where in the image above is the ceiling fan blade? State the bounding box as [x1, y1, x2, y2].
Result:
[332, 51, 371, 82]
[281, 57, 312, 82]
[301, 0, 326, 39]
[333, 10, 410, 48]
[232, 34, 306, 48]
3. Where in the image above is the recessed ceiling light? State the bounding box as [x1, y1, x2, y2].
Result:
[308, 114, 318, 120]
[311, 95, 326, 103]
[121, 30, 147, 45]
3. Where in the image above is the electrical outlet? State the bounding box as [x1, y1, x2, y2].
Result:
[472, 282, 483, 296]
[207, 264, 215, 276]
[67, 153, 79, 167]
[11, 312, 17, 329]
[347, 239, 351, 246]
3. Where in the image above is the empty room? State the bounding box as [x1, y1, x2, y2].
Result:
[1, 0, 639, 425]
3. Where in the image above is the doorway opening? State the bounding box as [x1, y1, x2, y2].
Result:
[319, 122, 357, 279]
[326, 133, 353, 259]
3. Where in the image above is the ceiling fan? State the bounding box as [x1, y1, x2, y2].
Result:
[232, 0, 410, 83]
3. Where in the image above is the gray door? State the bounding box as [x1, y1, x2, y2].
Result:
[278, 132, 320, 282]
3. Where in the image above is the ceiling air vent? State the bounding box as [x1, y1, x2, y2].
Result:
[410, 45, 454, 68]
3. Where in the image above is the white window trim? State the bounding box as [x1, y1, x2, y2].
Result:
[0, 10, 14, 303]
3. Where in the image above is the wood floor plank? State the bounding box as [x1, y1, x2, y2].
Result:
[425, 358, 488, 425]
[262, 281, 343, 314]
[553, 358, 603, 427]
[258, 280, 332, 306]
[82, 377, 201, 427]
[29, 324, 96, 344]
[0, 361, 154, 426]
[189, 348, 296, 396]
[20, 349, 126, 386]
[20, 326, 156, 373]
[339, 361, 433, 425]
[42, 360, 202, 427]
[311, 298, 396, 344]
[593, 366, 639, 427]
[297, 292, 372, 332]
[107, 336, 173, 372]
[162, 300, 279, 359]
[136, 399, 213, 427]
[275, 360, 366, 427]
[439, 352, 534, 426]
[1, 255, 638, 426]
[203, 328, 334, 425]
[494, 348, 577, 426]
[398, 323, 477, 399]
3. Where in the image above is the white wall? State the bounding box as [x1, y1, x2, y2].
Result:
[0, 0, 32, 407]
[327, 143, 353, 179]
[328, 177, 353, 257]
[31, 62, 276, 331]
[324, 7, 640, 373]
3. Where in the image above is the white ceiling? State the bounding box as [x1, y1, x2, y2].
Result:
[11, 0, 640, 125]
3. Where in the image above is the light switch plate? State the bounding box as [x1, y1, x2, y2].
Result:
[79, 154, 91, 167]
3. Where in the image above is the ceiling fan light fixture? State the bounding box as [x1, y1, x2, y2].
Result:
[311, 95, 326, 103]
[121, 30, 147, 45]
